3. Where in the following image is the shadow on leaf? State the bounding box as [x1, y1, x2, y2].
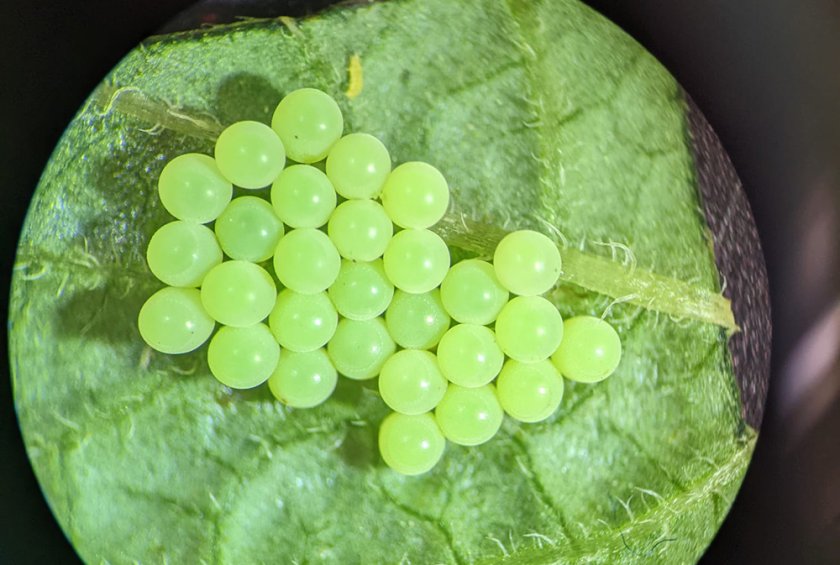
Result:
[215, 72, 282, 126]
[54, 274, 157, 345]
[338, 423, 379, 469]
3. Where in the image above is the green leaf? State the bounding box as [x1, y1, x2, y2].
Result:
[10, 0, 755, 563]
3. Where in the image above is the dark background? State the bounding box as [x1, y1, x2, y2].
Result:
[1, 1, 838, 563]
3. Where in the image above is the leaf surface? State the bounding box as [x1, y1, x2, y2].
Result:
[10, 0, 754, 563]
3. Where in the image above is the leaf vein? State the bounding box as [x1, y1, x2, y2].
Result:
[374, 480, 466, 565]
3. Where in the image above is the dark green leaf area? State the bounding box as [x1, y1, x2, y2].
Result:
[10, 0, 754, 563]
